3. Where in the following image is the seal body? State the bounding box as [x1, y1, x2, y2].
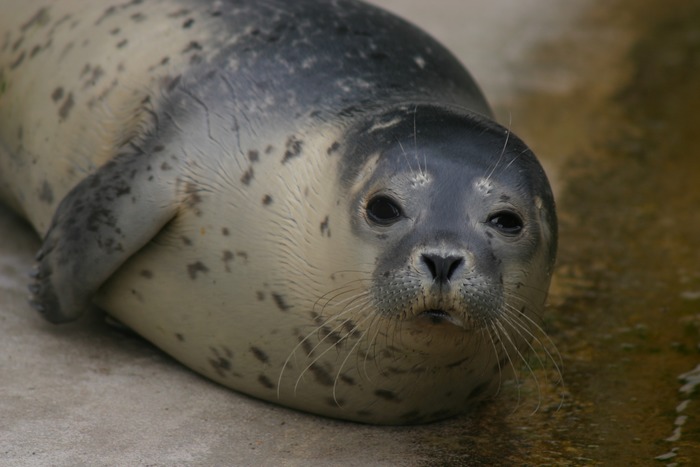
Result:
[0, 0, 557, 424]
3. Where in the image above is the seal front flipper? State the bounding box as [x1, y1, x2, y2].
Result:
[30, 150, 178, 323]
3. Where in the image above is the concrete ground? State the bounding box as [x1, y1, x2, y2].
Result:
[1, 1, 592, 465]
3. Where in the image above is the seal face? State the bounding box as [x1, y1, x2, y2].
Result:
[0, 0, 556, 424]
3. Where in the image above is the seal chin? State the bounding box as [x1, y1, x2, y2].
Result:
[416, 308, 466, 328]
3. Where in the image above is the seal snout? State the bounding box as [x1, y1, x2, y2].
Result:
[421, 253, 463, 283]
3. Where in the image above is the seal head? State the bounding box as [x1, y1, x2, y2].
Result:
[343, 105, 555, 333]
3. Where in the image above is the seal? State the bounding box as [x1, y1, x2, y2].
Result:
[0, 0, 557, 424]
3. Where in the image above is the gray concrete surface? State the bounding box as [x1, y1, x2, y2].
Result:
[1, 1, 589, 465]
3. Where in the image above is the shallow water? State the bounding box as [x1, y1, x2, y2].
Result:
[1, 0, 699, 465]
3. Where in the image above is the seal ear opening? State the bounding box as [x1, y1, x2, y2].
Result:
[29, 151, 178, 323]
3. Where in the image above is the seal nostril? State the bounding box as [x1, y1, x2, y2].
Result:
[422, 254, 437, 278]
[421, 253, 463, 282]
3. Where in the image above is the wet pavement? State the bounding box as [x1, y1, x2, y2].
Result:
[2, 0, 700, 465]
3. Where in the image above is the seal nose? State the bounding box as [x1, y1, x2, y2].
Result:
[421, 253, 463, 283]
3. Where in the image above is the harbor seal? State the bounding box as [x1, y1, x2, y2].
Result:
[0, 0, 557, 424]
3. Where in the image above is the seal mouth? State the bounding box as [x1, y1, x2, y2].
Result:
[419, 309, 463, 327]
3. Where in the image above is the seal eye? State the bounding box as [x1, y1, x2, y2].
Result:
[488, 211, 523, 235]
[367, 195, 402, 225]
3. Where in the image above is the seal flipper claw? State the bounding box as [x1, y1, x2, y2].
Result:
[32, 149, 178, 323]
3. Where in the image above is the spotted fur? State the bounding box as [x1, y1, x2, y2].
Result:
[0, 0, 556, 424]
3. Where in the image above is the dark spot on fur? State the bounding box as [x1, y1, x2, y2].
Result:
[29, 45, 42, 58]
[175, 333, 185, 342]
[370, 51, 389, 61]
[327, 141, 340, 155]
[183, 41, 202, 53]
[182, 18, 194, 28]
[248, 149, 259, 162]
[262, 194, 273, 205]
[183, 182, 203, 214]
[187, 261, 209, 279]
[209, 356, 232, 377]
[160, 162, 172, 171]
[241, 167, 253, 185]
[340, 374, 356, 386]
[83, 65, 104, 88]
[375, 389, 400, 402]
[221, 227, 230, 236]
[264, 145, 274, 154]
[281, 136, 303, 164]
[140, 269, 153, 279]
[181, 236, 192, 246]
[167, 74, 181, 92]
[300, 339, 313, 357]
[11, 37, 24, 52]
[250, 347, 269, 364]
[222, 250, 234, 272]
[467, 381, 490, 400]
[58, 93, 74, 120]
[309, 364, 333, 386]
[341, 320, 359, 337]
[320, 326, 342, 345]
[130, 288, 144, 302]
[21, 8, 50, 32]
[271, 293, 291, 311]
[309, 311, 323, 325]
[38, 180, 53, 204]
[236, 251, 248, 263]
[110, 27, 120, 35]
[153, 144, 165, 152]
[320, 216, 330, 237]
[256, 291, 265, 301]
[116, 38, 128, 49]
[131, 12, 146, 22]
[326, 397, 345, 408]
[258, 374, 274, 389]
[95, 6, 117, 25]
[10, 51, 26, 69]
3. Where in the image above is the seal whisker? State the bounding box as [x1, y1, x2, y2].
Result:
[501, 291, 564, 380]
[483, 113, 512, 184]
[488, 322, 524, 410]
[394, 135, 418, 180]
[500, 303, 564, 393]
[411, 104, 426, 178]
[481, 325, 507, 397]
[492, 317, 545, 414]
